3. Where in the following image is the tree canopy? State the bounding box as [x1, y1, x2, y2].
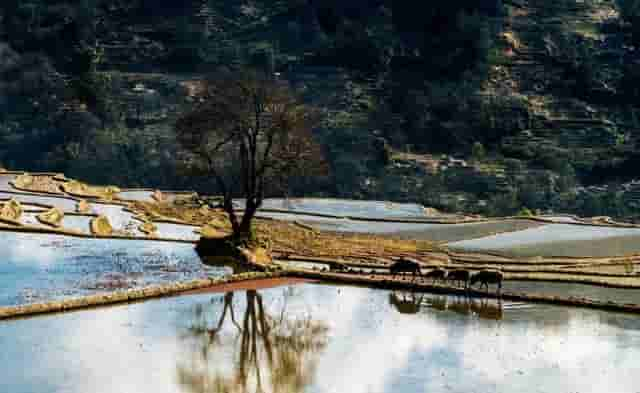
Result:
[175, 69, 325, 238]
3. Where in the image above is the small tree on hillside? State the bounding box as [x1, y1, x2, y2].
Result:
[175, 70, 325, 240]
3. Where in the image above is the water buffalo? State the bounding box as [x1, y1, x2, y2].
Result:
[389, 258, 421, 277]
[424, 268, 447, 283]
[447, 269, 471, 288]
[470, 270, 503, 294]
[389, 291, 424, 314]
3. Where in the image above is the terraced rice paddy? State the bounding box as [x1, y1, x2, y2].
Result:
[259, 212, 542, 241]
[0, 192, 78, 212]
[257, 197, 430, 219]
[0, 173, 16, 191]
[1, 284, 639, 393]
[0, 232, 227, 307]
[59, 215, 93, 233]
[118, 190, 155, 202]
[1, 184, 640, 392]
[448, 224, 640, 257]
[20, 212, 45, 227]
[89, 203, 140, 234]
[154, 222, 200, 241]
[504, 281, 640, 304]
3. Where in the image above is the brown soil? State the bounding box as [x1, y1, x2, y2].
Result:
[259, 219, 436, 262]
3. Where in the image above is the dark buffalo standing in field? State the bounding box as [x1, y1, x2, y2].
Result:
[389, 258, 421, 277]
[424, 268, 447, 283]
[447, 269, 471, 288]
[470, 270, 504, 294]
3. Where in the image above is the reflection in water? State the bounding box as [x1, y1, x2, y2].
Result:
[2, 284, 640, 393]
[448, 223, 640, 257]
[0, 232, 225, 306]
[178, 290, 329, 393]
[420, 293, 504, 320]
[389, 291, 424, 314]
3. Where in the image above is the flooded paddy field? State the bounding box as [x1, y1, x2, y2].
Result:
[254, 198, 430, 219]
[154, 223, 200, 241]
[448, 224, 640, 257]
[0, 173, 16, 191]
[0, 232, 228, 307]
[504, 280, 640, 304]
[259, 212, 541, 242]
[1, 283, 639, 393]
[0, 192, 78, 212]
[118, 190, 155, 202]
[59, 215, 93, 233]
[88, 203, 139, 233]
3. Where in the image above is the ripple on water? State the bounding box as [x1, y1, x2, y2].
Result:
[0, 284, 639, 393]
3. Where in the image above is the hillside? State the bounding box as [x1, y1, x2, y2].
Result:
[1, 0, 640, 220]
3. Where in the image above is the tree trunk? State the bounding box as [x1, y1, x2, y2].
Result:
[237, 199, 258, 240]
[222, 196, 240, 235]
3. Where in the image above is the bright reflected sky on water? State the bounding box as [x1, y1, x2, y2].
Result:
[258, 198, 427, 219]
[0, 232, 222, 306]
[448, 223, 640, 257]
[1, 284, 639, 393]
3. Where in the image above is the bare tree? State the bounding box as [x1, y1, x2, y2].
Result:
[178, 290, 329, 393]
[175, 69, 324, 240]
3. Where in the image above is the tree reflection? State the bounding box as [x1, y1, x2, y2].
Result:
[177, 289, 328, 393]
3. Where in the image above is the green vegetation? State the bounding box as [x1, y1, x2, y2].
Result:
[175, 69, 324, 240]
[1, 0, 640, 221]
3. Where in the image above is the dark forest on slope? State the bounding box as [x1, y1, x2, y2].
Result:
[2, 0, 640, 219]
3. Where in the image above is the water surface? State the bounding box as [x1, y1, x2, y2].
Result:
[0, 173, 16, 192]
[449, 223, 640, 257]
[505, 280, 640, 304]
[0, 192, 77, 211]
[90, 203, 140, 234]
[118, 190, 155, 202]
[0, 232, 225, 306]
[254, 198, 428, 219]
[259, 212, 539, 241]
[1, 284, 638, 393]
[154, 223, 200, 241]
